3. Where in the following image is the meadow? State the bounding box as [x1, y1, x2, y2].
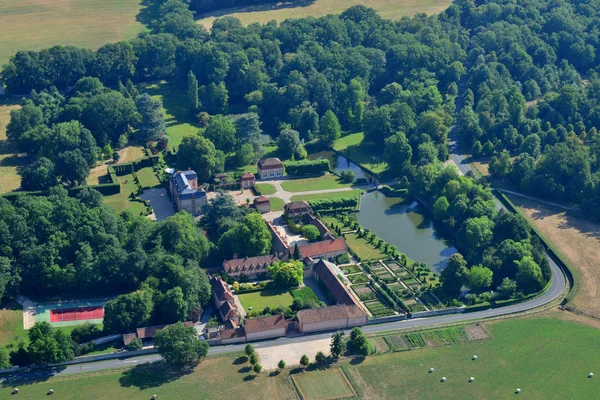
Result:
[0, 0, 149, 66]
[4, 316, 600, 399]
[0, 97, 25, 194]
[197, 0, 452, 29]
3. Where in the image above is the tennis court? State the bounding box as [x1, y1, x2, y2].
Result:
[50, 306, 104, 322]
[34, 299, 109, 327]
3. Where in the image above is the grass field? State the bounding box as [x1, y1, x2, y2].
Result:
[0, 0, 149, 66]
[281, 174, 351, 192]
[0, 98, 26, 194]
[237, 287, 294, 312]
[292, 369, 355, 400]
[102, 173, 147, 214]
[197, 0, 452, 29]
[509, 195, 600, 320]
[290, 189, 362, 203]
[136, 167, 160, 188]
[333, 132, 388, 175]
[0, 301, 26, 347]
[5, 316, 600, 399]
[269, 197, 285, 212]
[255, 183, 277, 195]
[344, 232, 387, 260]
[138, 81, 201, 151]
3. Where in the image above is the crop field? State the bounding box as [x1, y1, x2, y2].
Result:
[197, 0, 452, 31]
[363, 299, 395, 317]
[351, 284, 376, 301]
[347, 273, 368, 285]
[508, 194, 600, 320]
[0, 0, 149, 66]
[382, 334, 410, 351]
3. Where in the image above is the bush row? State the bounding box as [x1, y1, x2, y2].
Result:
[309, 197, 358, 211]
[284, 159, 330, 176]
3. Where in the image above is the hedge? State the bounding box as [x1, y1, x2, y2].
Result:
[111, 155, 159, 176]
[284, 159, 330, 176]
[309, 197, 358, 211]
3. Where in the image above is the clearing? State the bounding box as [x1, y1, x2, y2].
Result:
[5, 316, 600, 399]
[333, 132, 388, 175]
[281, 174, 351, 192]
[0, 0, 149, 66]
[197, 0, 452, 29]
[138, 81, 201, 151]
[237, 287, 294, 312]
[0, 301, 26, 347]
[0, 98, 26, 194]
[509, 194, 600, 320]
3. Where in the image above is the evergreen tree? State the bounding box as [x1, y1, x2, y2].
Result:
[188, 70, 199, 111]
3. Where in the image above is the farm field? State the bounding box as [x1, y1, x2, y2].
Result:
[0, 98, 25, 194]
[509, 194, 600, 319]
[237, 287, 294, 312]
[333, 132, 388, 175]
[197, 0, 452, 29]
[5, 317, 600, 399]
[280, 174, 351, 192]
[254, 183, 277, 195]
[292, 369, 355, 400]
[290, 189, 362, 203]
[0, 0, 149, 66]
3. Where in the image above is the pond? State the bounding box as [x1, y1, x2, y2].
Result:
[309, 150, 371, 181]
[355, 191, 457, 272]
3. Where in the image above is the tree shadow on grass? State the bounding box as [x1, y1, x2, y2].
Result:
[119, 361, 194, 390]
[243, 374, 257, 381]
[269, 370, 281, 377]
[349, 356, 365, 365]
[0, 366, 67, 388]
[238, 366, 252, 374]
[233, 356, 248, 365]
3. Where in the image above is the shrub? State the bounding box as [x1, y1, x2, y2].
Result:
[336, 253, 351, 264]
[284, 159, 330, 175]
[340, 170, 355, 183]
[127, 337, 143, 351]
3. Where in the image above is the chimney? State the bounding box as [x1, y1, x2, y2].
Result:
[233, 253, 238, 259]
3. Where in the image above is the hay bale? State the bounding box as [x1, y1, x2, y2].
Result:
[429, 368, 435, 373]
[469, 377, 474, 382]
[472, 355, 477, 360]
[153, 395, 158, 400]
[12, 388, 19, 394]
[441, 377, 446, 382]
[589, 373, 594, 378]
[48, 389, 54, 395]
[515, 388, 521, 394]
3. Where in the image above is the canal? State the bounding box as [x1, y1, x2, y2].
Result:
[355, 191, 457, 272]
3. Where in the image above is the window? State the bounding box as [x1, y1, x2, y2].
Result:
[277, 170, 282, 176]
[270, 171, 274, 177]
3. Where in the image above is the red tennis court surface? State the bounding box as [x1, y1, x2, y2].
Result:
[49, 306, 104, 322]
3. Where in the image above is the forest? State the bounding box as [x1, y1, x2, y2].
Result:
[2, 0, 600, 336]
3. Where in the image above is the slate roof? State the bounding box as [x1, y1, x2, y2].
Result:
[244, 313, 286, 334]
[297, 304, 365, 324]
[298, 238, 347, 259]
[313, 259, 357, 306]
[171, 170, 206, 201]
[258, 158, 283, 170]
[222, 254, 279, 274]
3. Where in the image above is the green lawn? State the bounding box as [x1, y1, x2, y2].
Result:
[136, 167, 160, 188]
[0, 98, 26, 194]
[138, 81, 201, 151]
[344, 232, 387, 260]
[269, 197, 285, 212]
[333, 132, 388, 174]
[0, 301, 26, 347]
[254, 183, 277, 195]
[281, 175, 351, 192]
[5, 317, 600, 399]
[292, 369, 355, 400]
[0, 0, 150, 66]
[237, 287, 294, 312]
[290, 190, 363, 203]
[102, 173, 147, 215]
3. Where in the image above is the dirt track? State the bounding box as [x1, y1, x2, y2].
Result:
[511, 195, 600, 320]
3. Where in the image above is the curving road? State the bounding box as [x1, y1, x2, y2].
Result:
[2, 119, 569, 383]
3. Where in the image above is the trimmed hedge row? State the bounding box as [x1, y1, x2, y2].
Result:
[309, 197, 358, 211]
[284, 159, 330, 176]
[111, 155, 159, 176]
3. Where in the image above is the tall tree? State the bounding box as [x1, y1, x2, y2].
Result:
[176, 135, 224, 182]
[154, 322, 209, 366]
[188, 70, 199, 111]
[135, 93, 166, 142]
[319, 110, 341, 144]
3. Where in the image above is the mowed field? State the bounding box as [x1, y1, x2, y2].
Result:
[0, 0, 148, 66]
[197, 0, 452, 29]
[5, 316, 600, 399]
[509, 195, 600, 320]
